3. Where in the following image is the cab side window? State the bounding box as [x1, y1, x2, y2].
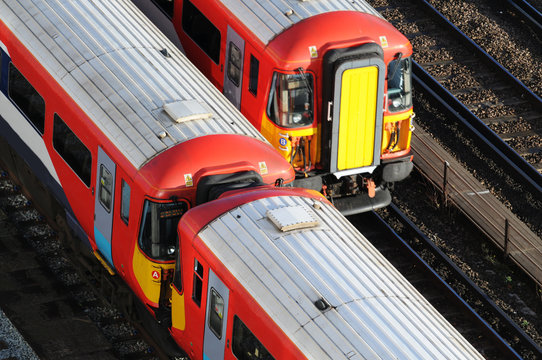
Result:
[232, 316, 274, 360]
[172, 244, 183, 291]
[8, 63, 45, 134]
[182, 0, 221, 64]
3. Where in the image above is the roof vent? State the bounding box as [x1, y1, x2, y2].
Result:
[267, 205, 318, 232]
[159, 48, 170, 57]
[284, 9, 294, 16]
[164, 100, 213, 123]
[314, 298, 330, 311]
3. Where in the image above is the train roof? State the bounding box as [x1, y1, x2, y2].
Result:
[219, 0, 383, 45]
[197, 194, 484, 359]
[1, 0, 265, 169]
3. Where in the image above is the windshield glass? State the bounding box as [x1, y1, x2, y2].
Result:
[387, 57, 412, 113]
[267, 72, 314, 128]
[139, 200, 188, 261]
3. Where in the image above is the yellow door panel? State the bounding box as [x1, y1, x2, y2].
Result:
[171, 291, 186, 331]
[337, 66, 378, 170]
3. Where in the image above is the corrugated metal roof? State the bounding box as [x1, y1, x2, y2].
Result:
[199, 196, 484, 359]
[0, 0, 265, 169]
[218, 0, 383, 44]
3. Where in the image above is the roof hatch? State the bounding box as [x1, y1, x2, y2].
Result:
[164, 99, 213, 123]
[267, 204, 319, 232]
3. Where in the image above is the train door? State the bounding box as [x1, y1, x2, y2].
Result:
[203, 269, 230, 360]
[322, 44, 385, 176]
[94, 146, 116, 267]
[223, 26, 245, 109]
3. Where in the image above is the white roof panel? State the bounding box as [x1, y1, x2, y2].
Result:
[0, 0, 265, 169]
[218, 0, 383, 44]
[199, 196, 484, 359]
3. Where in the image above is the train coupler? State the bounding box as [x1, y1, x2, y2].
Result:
[332, 187, 392, 216]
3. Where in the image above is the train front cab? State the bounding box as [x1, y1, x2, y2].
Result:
[315, 41, 414, 214]
[170, 1, 414, 215]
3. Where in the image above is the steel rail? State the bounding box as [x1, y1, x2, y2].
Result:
[351, 208, 524, 358]
[420, 0, 542, 111]
[385, 203, 542, 358]
[506, 0, 542, 33]
[413, 61, 542, 194]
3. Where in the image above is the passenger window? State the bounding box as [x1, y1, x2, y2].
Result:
[153, 0, 173, 18]
[208, 288, 224, 339]
[182, 0, 221, 64]
[120, 180, 130, 224]
[98, 165, 113, 212]
[192, 259, 204, 306]
[232, 316, 274, 360]
[227, 42, 242, 86]
[8, 63, 45, 134]
[53, 114, 92, 187]
[248, 55, 259, 96]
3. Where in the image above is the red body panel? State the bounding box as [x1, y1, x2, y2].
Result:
[137, 134, 294, 195]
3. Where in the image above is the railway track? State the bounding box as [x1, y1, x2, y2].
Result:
[503, 0, 542, 33]
[350, 205, 542, 359]
[370, 0, 542, 287]
[0, 171, 168, 360]
[372, 0, 542, 172]
[412, 62, 542, 194]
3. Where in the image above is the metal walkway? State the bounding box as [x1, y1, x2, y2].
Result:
[412, 125, 542, 290]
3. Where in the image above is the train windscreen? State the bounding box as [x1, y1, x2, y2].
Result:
[387, 57, 412, 113]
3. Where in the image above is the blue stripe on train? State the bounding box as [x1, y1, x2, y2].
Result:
[94, 225, 114, 267]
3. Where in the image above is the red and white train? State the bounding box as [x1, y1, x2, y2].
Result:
[0, 0, 483, 359]
[147, 0, 415, 214]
